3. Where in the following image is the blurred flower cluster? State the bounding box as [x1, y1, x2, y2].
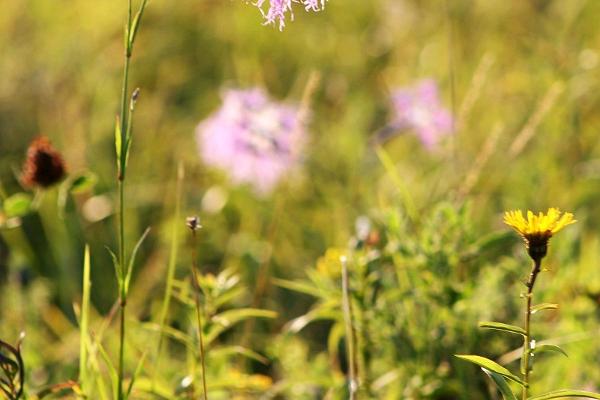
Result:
[253, 0, 327, 30]
[196, 88, 306, 195]
[390, 79, 453, 150]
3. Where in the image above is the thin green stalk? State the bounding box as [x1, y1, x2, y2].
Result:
[189, 225, 209, 400]
[117, 179, 126, 400]
[116, 0, 132, 393]
[115, 0, 149, 397]
[341, 256, 358, 400]
[522, 258, 542, 400]
[79, 245, 91, 393]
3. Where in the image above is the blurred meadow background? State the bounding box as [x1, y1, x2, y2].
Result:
[1, 0, 600, 398]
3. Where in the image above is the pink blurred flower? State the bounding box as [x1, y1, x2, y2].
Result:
[253, 0, 327, 30]
[196, 88, 306, 195]
[390, 79, 453, 149]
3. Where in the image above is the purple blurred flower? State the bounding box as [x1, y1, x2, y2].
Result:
[196, 88, 306, 195]
[390, 79, 453, 149]
[253, 0, 327, 30]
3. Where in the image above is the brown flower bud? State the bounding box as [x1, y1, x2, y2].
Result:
[21, 136, 66, 188]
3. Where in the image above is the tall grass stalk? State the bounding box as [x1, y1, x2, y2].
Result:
[114, 0, 148, 399]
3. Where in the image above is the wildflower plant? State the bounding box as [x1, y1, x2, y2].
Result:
[457, 208, 600, 400]
[196, 88, 306, 196]
[389, 79, 453, 150]
[109, 0, 151, 399]
[252, 0, 328, 30]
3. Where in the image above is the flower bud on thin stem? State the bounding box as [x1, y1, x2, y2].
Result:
[187, 216, 208, 400]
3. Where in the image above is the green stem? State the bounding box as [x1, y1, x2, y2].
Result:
[117, 2, 132, 398]
[117, 179, 126, 400]
[522, 257, 542, 400]
[341, 257, 358, 400]
[190, 229, 209, 400]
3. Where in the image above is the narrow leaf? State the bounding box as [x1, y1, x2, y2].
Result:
[210, 346, 268, 364]
[528, 389, 600, 399]
[125, 351, 147, 399]
[479, 321, 526, 336]
[128, 0, 148, 46]
[285, 303, 340, 333]
[124, 227, 151, 293]
[272, 278, 325, 298]
[115, 116, 122, 163]
[79, 245, 91, 390]
[531, 303, 559, 314]
[483, 370, 518, 400]
[105, 247, 122, 288]
[532, 344, 568, 358]
[455, 355, 526, 386]
[97, 342, 119, 400]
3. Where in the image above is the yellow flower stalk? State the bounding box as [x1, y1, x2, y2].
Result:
[504, 208, 576, 261]
[504, 208, 576, 398]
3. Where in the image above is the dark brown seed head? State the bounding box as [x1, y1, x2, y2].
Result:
[186, 216, 201, 231]
[21, 136, 66, 188]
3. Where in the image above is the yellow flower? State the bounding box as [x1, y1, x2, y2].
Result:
[316, 248, 348, 278]
[504, 208, 576, 260]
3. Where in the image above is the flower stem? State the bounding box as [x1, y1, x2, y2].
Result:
[190, 229, 209, 400]
[341, 257, 358, 400]
[522, 257, 542, 400]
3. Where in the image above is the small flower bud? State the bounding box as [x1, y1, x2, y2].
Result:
[132, 88, 141, 102]
[21, 136, 66, 188]
[186, 216, 201, 231]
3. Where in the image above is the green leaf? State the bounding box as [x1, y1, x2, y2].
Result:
[531, 303, 559, 314]
[479, 321, 526, 336]
[206, 309, 277, 345]
[124, 135, 133, 173]
[69, 171, 98, 194]
[125, 351, 147, 399]
[285, 302, 340, 333]
[210, 346, 269, 364]
[96, 342, 119, 400]
[128, 0, 148, 46]
[142, 322, 193, 350]
[124, 227, 151, 293]
[105, 246, 122, 288]
[455, 355, 526, 386]
[528, 390, 600, 399]
[272, 278, 325, 298]
[79, 245, 91, 391]
[3, 193, 33, 218]
[532, 344, 568, 358]
[115, 116, 122, 163]
[483, 370, 518, 400]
